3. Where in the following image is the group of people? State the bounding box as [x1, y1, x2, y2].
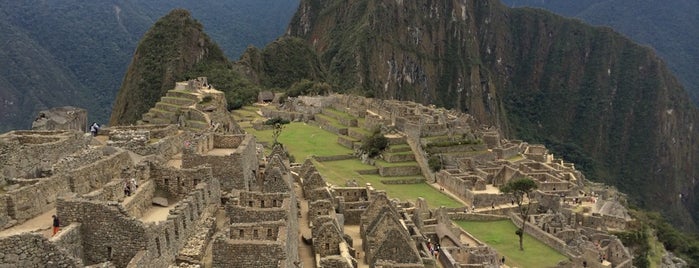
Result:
[124, 178, 138, 196]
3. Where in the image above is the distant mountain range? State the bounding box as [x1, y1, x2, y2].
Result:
[0, 0, 299, 132]
[501, 0, 699, 104]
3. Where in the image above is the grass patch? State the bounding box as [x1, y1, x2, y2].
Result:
[314, 159, 461, 208]
[315, 113, 347, 129]
[244, 122, 352, 160]
[323, 108, 355, 120]
[456, 221, 567, 268]
[375, 159, 419, 167]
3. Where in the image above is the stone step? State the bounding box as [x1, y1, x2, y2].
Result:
[382, 151, 416, 163]
[155, 102, 182, 113]
[148, 108, 177, 122]
[143, 117, 172, 125]
[321, 108, 358, 127]
[185, 120, 209, 129]
[161, 96, 196, 107]
[166, 90, 201, 101]
[386, 144, 412, 153]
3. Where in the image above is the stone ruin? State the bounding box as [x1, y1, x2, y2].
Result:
[0, 88, 647, 267]
[32, 106, 88, 132]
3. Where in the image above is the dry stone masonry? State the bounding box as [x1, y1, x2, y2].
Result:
[0, 82, 644, 267]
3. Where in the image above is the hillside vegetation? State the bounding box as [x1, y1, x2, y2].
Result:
[501, 0, 699, 104]
[0, 0, 298, 132]
[285, 0, 699, 232]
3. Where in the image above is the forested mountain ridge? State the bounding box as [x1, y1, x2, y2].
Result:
[501, 0, 699, 104]
[286, 0, 699, 231]
[0, 0, 298, 132]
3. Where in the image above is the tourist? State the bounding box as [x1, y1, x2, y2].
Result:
[501, 256, 505, 265]
[52, 215, 60, 236]
[89, 122, 100, 136]
[130, 178, 138, 189]
[124, 181, 131, 196]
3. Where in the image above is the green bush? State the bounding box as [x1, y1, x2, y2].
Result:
[360, 128, 388, 158]
[428, 156, 442, 172]
[264, 117, 290, 125]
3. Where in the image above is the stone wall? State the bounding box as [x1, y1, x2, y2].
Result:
[4, 176, 70, 223]
[182, 134, 257, 192]
[378, 165, 421, 177]
[313, 155, 356, 162]
[52, 223, 84, 262]
[0, 131, 88, 179]
[380, 177, 425, 185]
[57, 198, 149, 267]
[122, 180, 156, 218]
[176, 217, 216, 266]
[64, 150, 133, 195]
[510, 215, 569, 257]
[213, 134, 243, 148]
[151, 165, 214, 200]
[0, 233, 82, 267]
[212, 234, 286, 268]
[227, 194, 290, 223]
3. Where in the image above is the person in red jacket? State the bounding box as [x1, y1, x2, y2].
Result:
[52, 215, 60, 236]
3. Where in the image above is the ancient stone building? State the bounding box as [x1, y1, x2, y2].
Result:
[32, 106, 88, 132]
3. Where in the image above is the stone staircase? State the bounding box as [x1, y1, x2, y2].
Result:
[139, 90, 210, 130]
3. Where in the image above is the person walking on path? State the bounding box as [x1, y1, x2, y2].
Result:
[52, 215, 60, 236]
[90, 122, 100, 136]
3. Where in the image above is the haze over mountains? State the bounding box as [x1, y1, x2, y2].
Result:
[501, 0, 699, 104]
[0, 0, 298, 132]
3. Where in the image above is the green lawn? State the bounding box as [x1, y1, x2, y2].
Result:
[314, 159, 462, 208]
[239, 110, 462, 208]
[244, 122, 353, 160]
[456, 221, 567, 268]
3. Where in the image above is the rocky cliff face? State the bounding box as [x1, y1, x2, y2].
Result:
[287, 0, 699, 230]
[109, 9, 228, 125]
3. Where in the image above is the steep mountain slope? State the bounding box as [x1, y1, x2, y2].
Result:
[109, 9, 229, 125]
[236, 37, 327, 89]
[0, 18, 90, 131]
[501, 0, 699, 104]
[287, 0, 699, 230]
[0, 0, 299, 131]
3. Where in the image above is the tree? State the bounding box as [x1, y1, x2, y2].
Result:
[360, 128, 388, 158]
[500, 177, 538, 250]
[272, 123, 285, 146]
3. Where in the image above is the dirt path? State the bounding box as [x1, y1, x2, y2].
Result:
[343, 225, 369, 268]
[294, 183, 316, 268]
[0, 208, 55, 238]
[139, 204, 176, 223]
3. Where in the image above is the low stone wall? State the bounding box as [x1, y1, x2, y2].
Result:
[357, 169, 379, 175]
[380, 177, 425, 185]
[81, 179, 124, 202]
[448, 213, 509, 221]
[260, 107, 308, 122]
[0, 233, 82, 267]
[123, 180, 156, 218]
[348, 128, 369, 140]
[510, 215, 570, 257]
[383, 152, 415, 163]
[176, 217, 216, 265]
[213, 134, 243, 149]
[5, 176, 70, 223]
[318, 121, 348, 136]
[425, 144, 487, 154]
[67, 150, 133, 195]
[378, 165, 421, 177]
[313, 154, 355, 162]
[337, 135, 357, 149]
[52, 223, 84, 262]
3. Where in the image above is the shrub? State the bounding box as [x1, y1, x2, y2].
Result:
[428, 156, 443, 172]
[360, 128, 388, 158]
[264, 117, 290, 125]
